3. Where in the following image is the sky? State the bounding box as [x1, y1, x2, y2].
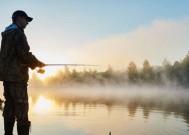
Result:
[1, 0, 189, 73]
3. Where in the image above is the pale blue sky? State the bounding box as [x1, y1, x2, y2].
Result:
[1, 0, 189, 70]
[1, 1, 189, 41]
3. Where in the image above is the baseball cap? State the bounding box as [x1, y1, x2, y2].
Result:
[12, 10, 33, 22]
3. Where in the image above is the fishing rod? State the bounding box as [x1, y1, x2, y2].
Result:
[45, 64, 100, 66]
[21, 63, 99, 74]
[37, 64, 100, 74]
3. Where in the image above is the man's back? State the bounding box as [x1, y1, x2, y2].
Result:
[0, 25, 29, 82]
[0, 24, 42, 82]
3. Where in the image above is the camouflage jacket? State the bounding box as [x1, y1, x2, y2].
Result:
[0, 24, 41, 82]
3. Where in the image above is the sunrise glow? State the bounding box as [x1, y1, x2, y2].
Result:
[33, 96, 55, 114]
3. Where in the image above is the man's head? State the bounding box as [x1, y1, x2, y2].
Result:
[12, 10, 33, 29]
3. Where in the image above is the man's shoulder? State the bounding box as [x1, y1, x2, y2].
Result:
[9, 28, 26, 40]
[13, 28, 25, 36]
[2, 28, 24, 38]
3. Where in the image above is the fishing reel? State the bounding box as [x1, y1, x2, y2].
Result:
[36, 68, 45, 74]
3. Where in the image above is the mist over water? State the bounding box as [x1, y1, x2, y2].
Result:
[28, 78, 189, 115]
[26, 81, 189, 135]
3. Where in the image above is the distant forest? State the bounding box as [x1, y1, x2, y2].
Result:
[32, 53, 189, 88]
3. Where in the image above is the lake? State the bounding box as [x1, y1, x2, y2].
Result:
[0, 93, 189, 135]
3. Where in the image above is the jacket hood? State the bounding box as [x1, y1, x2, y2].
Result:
[4, 23, 18, 31]
[1, 24, 19, 37]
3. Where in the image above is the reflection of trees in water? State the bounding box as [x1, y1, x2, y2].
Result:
[127, 100, 189, 130]
[183, 114, 189, 129]
[162, 111, 172, 120]
[185, 115, 189, 124]
[143, 107, 150, 119]
[64, 102, 69, 115]
[127, 105, 137, 117]
[31, 95, 189, 130]
[127, 100, 138, 117]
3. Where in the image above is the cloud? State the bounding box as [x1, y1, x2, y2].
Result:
[68, 18, 189, 70]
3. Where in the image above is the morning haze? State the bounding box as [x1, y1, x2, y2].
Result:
[1, 1, 189, 135]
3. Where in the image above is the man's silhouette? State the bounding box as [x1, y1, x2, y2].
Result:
[0, 10, 45, 135]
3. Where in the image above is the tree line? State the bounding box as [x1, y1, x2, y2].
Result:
[31, 53, 189, 87]
[127, 53, 189, 87]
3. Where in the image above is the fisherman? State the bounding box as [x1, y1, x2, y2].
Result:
[0, 10, 45, 135]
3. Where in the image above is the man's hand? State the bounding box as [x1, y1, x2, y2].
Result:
[38, 61, 46, 68]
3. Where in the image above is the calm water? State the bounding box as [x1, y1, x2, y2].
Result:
[0, 95, 189, 135]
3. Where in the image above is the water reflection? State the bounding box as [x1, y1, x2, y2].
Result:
[2, 94, 189, 121]
[142, 107, 150, 119]
[32, 95, 55, 114]
[31, 95, 189, 129]
[0, 95, 189, 134]
[127, 105, 137, 117]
